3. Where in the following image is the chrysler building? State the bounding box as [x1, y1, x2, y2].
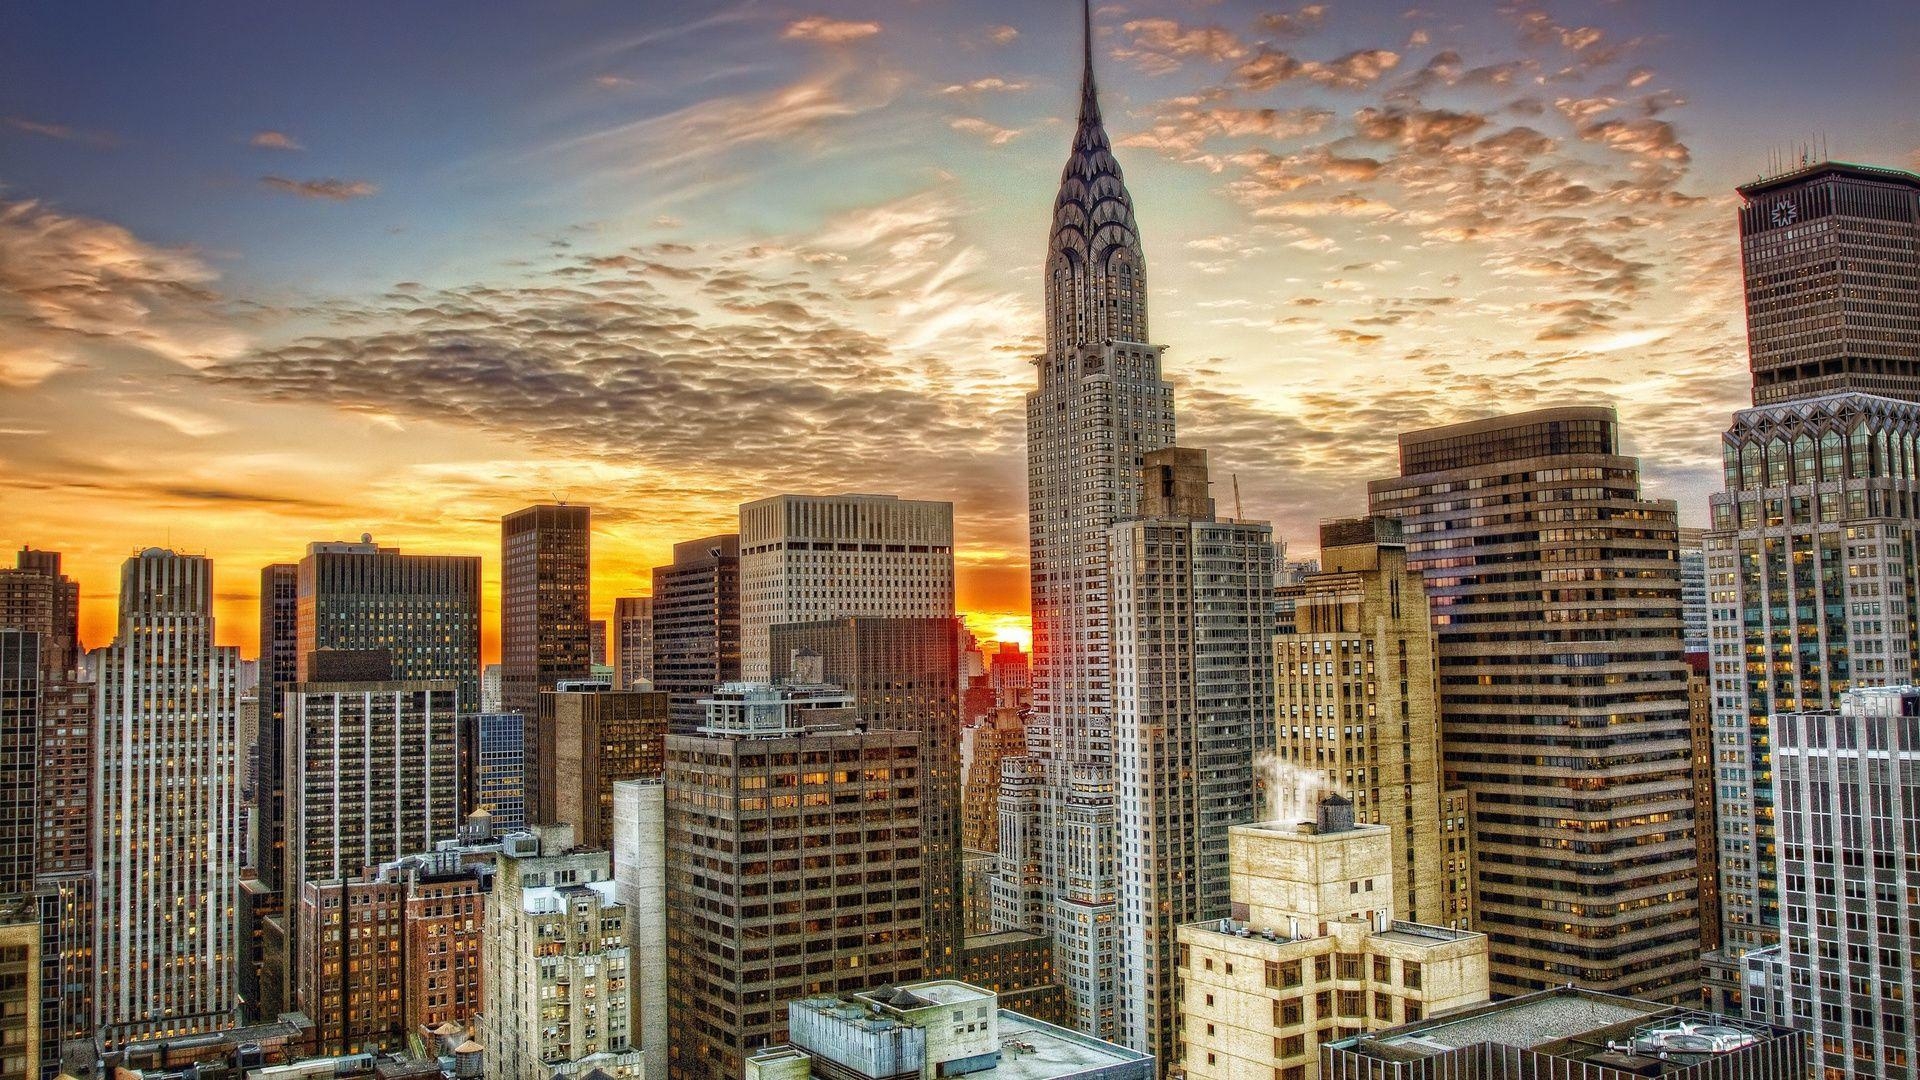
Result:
[993, 0, 1175, 1038]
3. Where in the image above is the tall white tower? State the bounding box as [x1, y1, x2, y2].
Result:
[994, 0, 1175, 1039]
[96, 549, 241, 1044]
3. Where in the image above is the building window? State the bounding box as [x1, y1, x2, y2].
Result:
[1373, 956, 1391, 983]
[1403, 960, 1421, 989]
[1338, 991, 1364, 1017]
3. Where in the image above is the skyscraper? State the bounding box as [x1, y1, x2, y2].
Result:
[256, 563, 298, 887]
[282, 655, 461, 1046]
[1678, 527, 1708, 654]
[0, 632, 39, 900]
[260, 540, 481, 894]
[483, 826, 641, 1080]
[96, 549, 242, 1045]
[613, 595, 654, 690]
[1737, 162, 1920, 405]
[1274, 517, 1458, 931]
[664, 680, 925, 1080]
[650, 534, 740, 730]
[1703, 162, 1920, 1009]
[737, 493, 955, 681]
[501, 504, 593, 717]
[768, 616, 964, 975]
[476, 711, 527, 832]
[528, 686, 669, 850]
[1109, 448, 1274, 1063]
[1001, 0, 1175, 1038]
[1368, 408, 1700, 1002]
[1764, 686, 1920, 1080]
[3, 550, 94, 1076]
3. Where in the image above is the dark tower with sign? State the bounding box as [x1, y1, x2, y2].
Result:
[1738, 162, 1920, 405]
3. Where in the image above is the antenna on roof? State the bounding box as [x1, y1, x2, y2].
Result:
[1232, 473, 1243, 520]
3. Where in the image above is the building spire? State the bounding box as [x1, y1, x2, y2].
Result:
[1079, 0, 1100, 125]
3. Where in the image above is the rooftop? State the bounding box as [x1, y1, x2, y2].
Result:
[988, 1011, 1150, 1080]
[1332, 988, 1792, 1076]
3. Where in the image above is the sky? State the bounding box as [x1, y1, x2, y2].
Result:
[3, 1, 1917, 661]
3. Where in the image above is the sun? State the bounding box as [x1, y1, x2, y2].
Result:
[963, 611, 1031, 654]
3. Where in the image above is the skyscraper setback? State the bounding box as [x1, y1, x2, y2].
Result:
[997, 1, 1175, 1038]
[1369, 408, 1701, 1002]
[501, 504, 592, 717]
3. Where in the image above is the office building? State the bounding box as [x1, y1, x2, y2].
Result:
[1176, 797, 1490, 1080]
[260, 540, 481, 897]
[1737, 162, 1920, 405]
[1678, 528, 1708, 654]
[530, 687, 669, 850]
[1273, 518, 1457, 930]
[1703, 162, 1920, 1002]
[752, 980, 1152, 1080]
[738, 493, 955, 681]
[0, 548, 95, 1075]
[768, 616, 963, 975]
[1763, 687, 1920, 1080]
[501, 504, 593, 717]
[1369, 408, 1700, 1001]
[613, 596, 654, 690]
[482, 825, 639, 1080]
[282, 657, 461, 1035]
[1003, 1, 1176, 1039]
[293, 850, 492, 1055]
[258, 563, 299, 890]
[651, 534, 740, 730]
[284, 660, 462, 902]
[1109, 448, 1275, 1063]
[0, 549, 79, 675]
[963, 706, 1026, 855]
[482, 665, 502, 714]
[664, 680, 924, 1080]
[0, 633, 38, 900]
[0, 904, 41, 1080]
[591, 619, 609, 668]
[989, 643, 1030, 702]
[1323, 988, 1801, 1080]
[612, 780, 669, 1080]
[96, 549, 242, 1045]
[1684, 655, 1720, 953]
[476, 712, 527, 832]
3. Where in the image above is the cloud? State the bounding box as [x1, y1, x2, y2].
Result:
[1259, 5, 1328, 39]
[551, 67, 900, 183]
[0, 198, 242, 384]
[248, 130, 304, 151]
[950, 118, 1024, 146]
[4, 117, 115, 148]
[593, 74, 636, 89]
[1116, 19, 1249, 75]
[986, 25, 1019, 46]
[941, 77, 1031, 95]
[197, 190, 1036, 579]
[260, 176, 378, 201]
[783, 16, 881, 44]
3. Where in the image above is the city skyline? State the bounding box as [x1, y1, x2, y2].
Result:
[3, 0, 1917, 662]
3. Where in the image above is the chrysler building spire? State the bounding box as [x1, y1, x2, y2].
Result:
[1046, 0, 1146, 359]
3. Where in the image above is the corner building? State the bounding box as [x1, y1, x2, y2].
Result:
[998, 2, 1174, 1040]
[1367, 408, 1700, 1001]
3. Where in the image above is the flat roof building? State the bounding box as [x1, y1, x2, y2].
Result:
[1323, 987, 1803, 1080]
[750, 980, 1151, 1080]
